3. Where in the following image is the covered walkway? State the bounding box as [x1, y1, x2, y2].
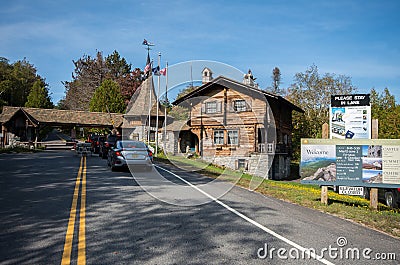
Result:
[0, 106, 123, 147]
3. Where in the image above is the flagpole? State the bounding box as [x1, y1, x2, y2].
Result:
[164, 62, 168, 147]
[155, 52, 161, 157]
[142, 39, 155, 144]
[147, 60, 153, 144]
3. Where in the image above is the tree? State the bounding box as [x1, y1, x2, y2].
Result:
[63, 50, 141, 110]
[0, 57, 47, 108]
[286, 65, 357, 159]
[89, 79, 125, 113]
[175, 84, 198, 101]
[63, 51, 106, 110]
[271, 67, 284, 95]
[370, 88, 399, 138]
[105, 50, 131, 78]
[25, 80, 53, 108]
[117, 67, 143, 104]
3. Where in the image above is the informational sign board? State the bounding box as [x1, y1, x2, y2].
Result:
[330, 94, 371, 139]
[300, 139, 400, 188]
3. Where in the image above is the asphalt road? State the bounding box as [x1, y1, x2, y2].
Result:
[0, 150, 399, 265]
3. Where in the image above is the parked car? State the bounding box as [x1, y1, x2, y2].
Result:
[99, 134, 121, 159]
[87, 133, 98, 144]
[93, 135, 105, 154]
[107, 140, 153, 171]
[363, 187, 400, 208]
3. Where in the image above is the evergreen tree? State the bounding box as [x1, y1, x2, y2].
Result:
[25, 80, 53, 108]
[271, 67, 284, 95]
[89, 79, 125, 113]
[370, 88, 399, 138]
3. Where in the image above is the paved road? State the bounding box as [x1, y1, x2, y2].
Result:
[0, 151, 399, 264]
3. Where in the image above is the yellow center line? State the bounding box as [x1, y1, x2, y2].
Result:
[78, 156, 86, 265]
[61, 156, 87, 265]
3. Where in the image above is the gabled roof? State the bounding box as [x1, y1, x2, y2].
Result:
[173, 75, 304, 113]
[125, 75, 165, 117]
[0, 106, 124, 127]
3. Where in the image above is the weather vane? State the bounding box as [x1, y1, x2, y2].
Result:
[142, 39, 155, 51]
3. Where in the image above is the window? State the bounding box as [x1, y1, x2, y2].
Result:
[233, 100, 247, 112]
[214, 130, 224, 145]
[228, 130, 239, 145]
[205, 101, 218, 114]
[237, 159, 247, 170]
[267, 143, 274, 153]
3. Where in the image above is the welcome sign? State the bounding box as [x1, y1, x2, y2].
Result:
[300, 139, 400, 188]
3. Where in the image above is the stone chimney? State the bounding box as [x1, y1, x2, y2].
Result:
[243, 69, 257, 87]
[202, 67, 213, 84]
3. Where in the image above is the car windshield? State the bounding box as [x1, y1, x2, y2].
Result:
[118, 141, 147, 149]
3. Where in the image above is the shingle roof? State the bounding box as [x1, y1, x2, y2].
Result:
[125, 76, 165, 117]
[165, 120, 190, 131]
[0, 106, 124, 127]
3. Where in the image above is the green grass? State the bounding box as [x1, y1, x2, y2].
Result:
[0, 146, 43, 153]
[155, 153, 400, 238]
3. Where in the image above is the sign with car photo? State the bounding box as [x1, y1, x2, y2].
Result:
[330, 94, 371, 139]
[300, 138, 400, 188]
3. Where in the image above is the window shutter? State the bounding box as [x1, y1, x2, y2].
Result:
[246, 100, 252, 111]
[217, 101, 222, 113]
[201, 103, 206, 114]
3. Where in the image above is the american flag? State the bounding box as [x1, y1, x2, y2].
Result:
[144, 63, 151, 73]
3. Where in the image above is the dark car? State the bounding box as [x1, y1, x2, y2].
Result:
[99, 134, 121, 159]
[363, 187, 400, 208]
[107, 140, 153, 171]
[93, 135, 105, 154]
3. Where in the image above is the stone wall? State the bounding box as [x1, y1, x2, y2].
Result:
[202, 153, 273, 179]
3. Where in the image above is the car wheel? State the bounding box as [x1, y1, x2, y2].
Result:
[385, 191, 398, 208]
[111, 162, 116, 172]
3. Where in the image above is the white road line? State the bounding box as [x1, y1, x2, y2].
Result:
[155, 165, 335, 265]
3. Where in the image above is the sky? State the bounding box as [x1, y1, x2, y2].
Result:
[1, 0, 400, 104]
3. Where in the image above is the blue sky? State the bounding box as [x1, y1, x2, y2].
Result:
[1, 0, 400, 104]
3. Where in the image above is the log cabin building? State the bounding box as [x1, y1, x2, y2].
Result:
[168, 68, 303, 180]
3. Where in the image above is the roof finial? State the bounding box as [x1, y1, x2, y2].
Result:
[142, 39, 155, 79]
[142, 39, 155, 65]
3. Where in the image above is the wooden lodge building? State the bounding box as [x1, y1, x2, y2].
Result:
[162, 68, 303, 180]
